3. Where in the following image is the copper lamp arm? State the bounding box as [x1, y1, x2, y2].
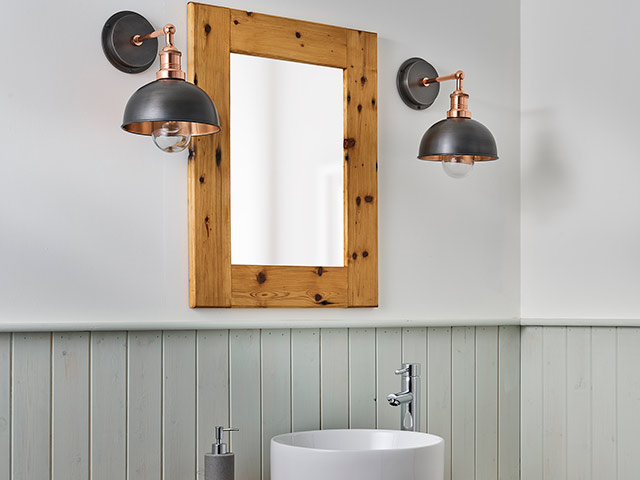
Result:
[422, 70, 470, 119]
[132, 24, 176, 48]
[422, 70, 465, 91]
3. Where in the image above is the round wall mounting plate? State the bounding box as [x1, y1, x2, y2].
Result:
[396, 57, 440, 110]
[102, 11, 158, 74]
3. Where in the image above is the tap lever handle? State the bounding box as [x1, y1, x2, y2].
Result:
[394, 363, 421, 376]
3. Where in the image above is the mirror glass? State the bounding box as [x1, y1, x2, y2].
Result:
[230, 53, 344, 266]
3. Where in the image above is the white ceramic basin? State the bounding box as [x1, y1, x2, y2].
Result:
[271, 429, 444, 480]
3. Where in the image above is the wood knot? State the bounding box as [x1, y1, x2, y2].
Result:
[188, 149, 195, 160]
[246, 11, 253, 16]
[352, 252, 358, 260]
[364, 195, 374, 203]
[204, 24, 211, 34]
[204, 216, 209, 223]
[347, 93, 351, 103]
[343, 138, 356, 149]
[315, 294, 322, 302]
[360, 76, 367, 85]
[316, 267, 324, 276]
[357, 104, 362, 112]
[199, 176, 205, 184]
[295, 32, 301, 38]
[344, 154, 349, 162]
[371, 98, 376, 106]
[362, 251, 369, 258]
[356, 196, 361, 206]
[215, 148, 222, 167]
[233, 20, 239, 25]
[256, 272, 266, 284]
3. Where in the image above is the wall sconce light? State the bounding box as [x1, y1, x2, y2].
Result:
[397, 58, 498, 178]
[102, 11, 221, 153]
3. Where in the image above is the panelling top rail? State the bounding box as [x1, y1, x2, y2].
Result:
[187, 3, 378, 308]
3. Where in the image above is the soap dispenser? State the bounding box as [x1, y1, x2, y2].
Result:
[205, 426, 239, 480]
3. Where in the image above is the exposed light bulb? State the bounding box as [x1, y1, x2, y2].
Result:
[152, 122, 191, 153]
[442, 156, 474, 179]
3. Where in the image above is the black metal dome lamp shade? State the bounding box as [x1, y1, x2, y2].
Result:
[102, 11, 220, 153]
[397, 58, 498, 178]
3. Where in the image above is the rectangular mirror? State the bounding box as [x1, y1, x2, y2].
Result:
[230, 54, 344, 267]
[188, 3, 378, 308]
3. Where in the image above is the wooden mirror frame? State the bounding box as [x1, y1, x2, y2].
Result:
[187, 3, 377, 308]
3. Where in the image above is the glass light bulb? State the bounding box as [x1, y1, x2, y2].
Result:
[152, 122, 191, 153]
[442, 156, 474, 179]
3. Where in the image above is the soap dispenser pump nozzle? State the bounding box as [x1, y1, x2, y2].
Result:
[213, 426, 239, 455]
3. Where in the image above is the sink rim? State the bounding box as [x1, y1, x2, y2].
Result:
[271, 429, 444, 453]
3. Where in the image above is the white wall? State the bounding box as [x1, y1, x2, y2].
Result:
[0, 0, 520, 329]
[521, 0, 640, 320]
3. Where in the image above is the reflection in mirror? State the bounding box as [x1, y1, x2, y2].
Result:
[230, 53, 344, 266]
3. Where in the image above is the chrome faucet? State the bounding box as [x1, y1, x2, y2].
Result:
[386, 363, 420, 431]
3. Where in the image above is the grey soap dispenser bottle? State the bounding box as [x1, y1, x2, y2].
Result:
[205, 426, 238, 480]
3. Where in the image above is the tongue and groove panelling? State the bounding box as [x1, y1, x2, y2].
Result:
[0, 327, 519, 480]
[520, 326, 640, 480]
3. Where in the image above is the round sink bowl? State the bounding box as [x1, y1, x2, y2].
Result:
[271, 429, 444, 480]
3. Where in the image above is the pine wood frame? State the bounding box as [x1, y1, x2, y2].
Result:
[187, 3, 378, 308]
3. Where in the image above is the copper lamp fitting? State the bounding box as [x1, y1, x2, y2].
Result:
[422, 70, 471, 118]
[132, 24, 185, 80]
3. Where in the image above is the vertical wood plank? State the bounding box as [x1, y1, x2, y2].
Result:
[91, 332, 127, 480]
[348, 328, 376, 428]
[566, 327, 591, 480]
[428, 328, 452, 480]
[128, 331, 162, 480]
[320, 329, 349, 429]
[187, 2, 232, 307]
[475, 327, 498, 480]
[12, 333, 51, 480]
[542, 327, 567, 480]
[261, 329, 291, 480]
[291, 329, 320, 432]
[401, 328, 428, 433]
[376, 328, 402, 430]
[521, 327, 543, 480]
[197, 330, 230, 478]
[498, 326, 521, 480]
[591, 327, 617, 479]
[617, 327, 640, 479]
[451, 327, 475, 480]
[230, 330, 261, 480]
[345, 29, 378, 306]
[0, 334, 10, 479]
[163, 331, 197, 480]
[52, 333, 90, 480]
